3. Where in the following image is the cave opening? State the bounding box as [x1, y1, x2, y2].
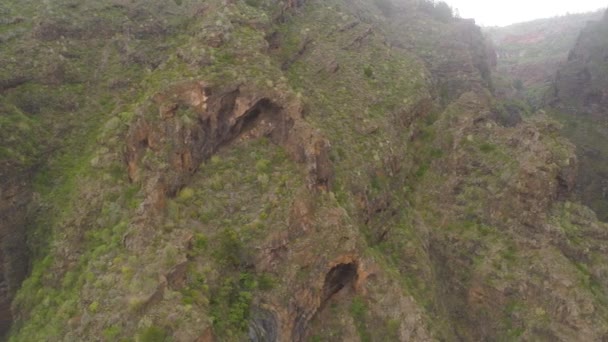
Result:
[298, 262, 359, 340]
[321, 262, 358, 306]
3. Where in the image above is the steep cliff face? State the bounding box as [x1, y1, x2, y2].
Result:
[553, 11, 608, 116]
[1, 0, 209, 337]
[486, 10, 604, 106]
[548, 10, 608, 221]
[2, 0, 608, 341]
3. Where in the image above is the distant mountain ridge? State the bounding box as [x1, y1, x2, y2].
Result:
[485, 9, 605, 105]
[548, 9, 608, 220]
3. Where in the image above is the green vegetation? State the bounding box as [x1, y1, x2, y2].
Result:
[213, 228, 245, 268]
[103, 326, 122, 340]
[479, 142, 496, 153]
[137, 326, 168, 342]
[350, 296, 371, 342]
[210, 272, 256, 337]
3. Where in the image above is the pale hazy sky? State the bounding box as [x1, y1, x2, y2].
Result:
[444, 0, 607, 26]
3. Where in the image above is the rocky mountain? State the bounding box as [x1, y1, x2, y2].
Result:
[552, 10, 608, 116]
[2, 0, 608, 341]
[488, 9, 608, 222]
[548, 11, 608, 221]
[486, 10, 604, 106]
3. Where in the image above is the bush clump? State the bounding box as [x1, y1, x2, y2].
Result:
[137, 326, 168, 342]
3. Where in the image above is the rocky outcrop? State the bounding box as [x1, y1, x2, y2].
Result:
[387, 10, 494, 104]
[126, 81, 333, 212]
[411, 90, 608, 341]
[486, 10, 604, 106]
[552, 10, 608, 116]
[547, 9, 608, 220]
[251, 225, 430, 341]
[123, 78, 431, 341]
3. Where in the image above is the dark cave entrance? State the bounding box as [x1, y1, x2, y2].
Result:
[298, 262, 359, 340]
[321, 262, 358, 306]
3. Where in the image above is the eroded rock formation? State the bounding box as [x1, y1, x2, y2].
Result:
[126, 81, 333, 212]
